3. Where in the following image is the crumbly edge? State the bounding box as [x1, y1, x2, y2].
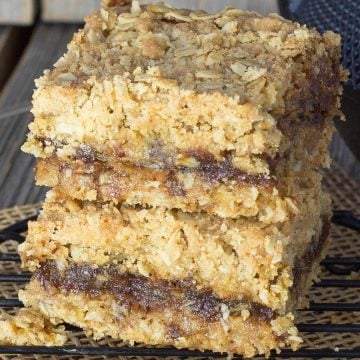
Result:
[0, 308, 67, 346]
[19, 279, 301, 357]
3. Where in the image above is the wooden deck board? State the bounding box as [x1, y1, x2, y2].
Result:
[0, 23, 77, 209]
[0, 26, 33, 90]
[0, 0, 36, 25]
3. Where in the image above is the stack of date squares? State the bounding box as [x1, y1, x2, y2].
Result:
[3, 1, 346, 357]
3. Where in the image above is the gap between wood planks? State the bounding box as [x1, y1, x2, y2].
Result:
[0, 26, 34, 91]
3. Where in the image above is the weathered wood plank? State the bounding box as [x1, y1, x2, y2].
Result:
[140, 0, 279, 14]
[0, 26, 33, 90]
[40, 0, 279, 23]
[41, 0, 101, 22]
[41, 0, 279, 22]
[0, 0, 36, 25]
[0, 24, 77, 209]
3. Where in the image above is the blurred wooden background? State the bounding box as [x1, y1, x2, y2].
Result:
[1, 0, 279, 23]
[40, 0, 279, 21]
[0, 0, 36, 25]
[0, 0, 359, 209]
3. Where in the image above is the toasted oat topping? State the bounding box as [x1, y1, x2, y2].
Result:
[46, 0, 338, 100]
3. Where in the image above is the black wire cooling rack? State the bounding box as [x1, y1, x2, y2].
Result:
[0, 211, 360, 358]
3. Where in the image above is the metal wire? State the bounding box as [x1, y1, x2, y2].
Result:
[0, 346, 359, 358]
[0, 210, 359, 358]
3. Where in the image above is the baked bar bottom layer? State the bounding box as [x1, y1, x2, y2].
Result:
[18, 218, 329, 357]
[19, 271, 300, 358]
[35, 156, 322, 221]
[16, 205, 330, 355]
[20, 189, 330, 311]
